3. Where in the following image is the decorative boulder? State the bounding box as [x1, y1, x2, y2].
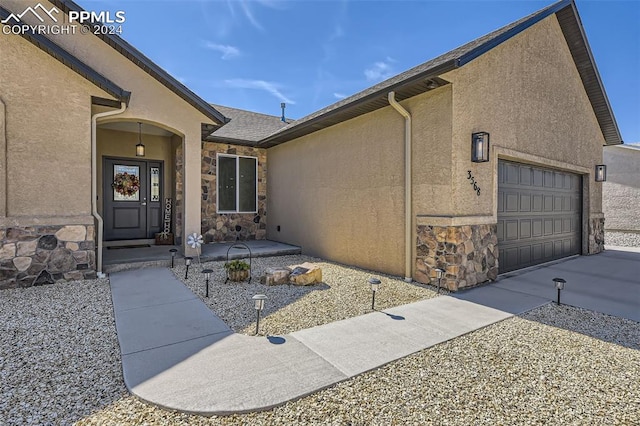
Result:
[262, 267, 291, 286]
[288, 262, 322, 286]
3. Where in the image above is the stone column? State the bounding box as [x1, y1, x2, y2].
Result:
[589, 214, 605, 254]
[415, 224, 498, 291]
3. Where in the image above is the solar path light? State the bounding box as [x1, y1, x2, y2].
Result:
[553, 277, 566, 305]
[368, 277, 381, 310]
[202, 269, 213, 298]
[184, 256, 193, 280]
[169, 248, 178, 268]
[434, 268, 445, 294]
[252, 294, 267, 335]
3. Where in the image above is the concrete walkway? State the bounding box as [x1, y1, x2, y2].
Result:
[103, 239, 301, 272]
[109, 248, 639, 415]
[110, 268, 511, 415]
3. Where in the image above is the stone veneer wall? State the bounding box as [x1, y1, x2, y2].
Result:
[589, 216, 605, 254]
[0, 225, 96, 290]
[201, 143, 267, 242]
[415, 224, 499, 291]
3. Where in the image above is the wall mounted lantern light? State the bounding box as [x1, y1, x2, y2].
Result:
[471, 132, 490, 163]
[595, 165, 607, 182]
[136, 122, 146, 157]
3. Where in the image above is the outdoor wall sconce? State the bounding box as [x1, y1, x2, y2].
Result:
[434, 268, 445, 294]
[595, 164, 607, 182]
[368, 277, 381, 310]
[169, 248, 178, 268]
[136, 122, 145, 157]
[553, 277, 566, 305]
[184, 256, 193, 280]
[252, 294, 267, 335]
[202, 268, 213, 298]
[471, 131, 490, 163]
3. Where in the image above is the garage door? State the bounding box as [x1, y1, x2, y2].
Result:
[497, 160, 582, 273]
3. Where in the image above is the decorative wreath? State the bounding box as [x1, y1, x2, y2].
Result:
[112, 172, 140, 197]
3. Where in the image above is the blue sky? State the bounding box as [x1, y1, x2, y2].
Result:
[85, 0, 639, 143]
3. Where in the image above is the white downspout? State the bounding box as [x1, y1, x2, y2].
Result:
[388, 92, 413, 283]
[91, 102, 127, 278]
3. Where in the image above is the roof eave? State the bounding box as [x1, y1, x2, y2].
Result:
[49, 0, 228, 126]
[555, 2, 623, 145]
[258, 59, 458, 147]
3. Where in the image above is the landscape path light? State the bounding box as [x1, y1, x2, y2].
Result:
[368, 277, 381, 310]
[169, 248, 178, 268]
[434, 268, 445, 294]
[184, 256, 193, 280]
[553, 277, 566, 305]
[202, 269, 213, 297]
[252, 294, 267, 335]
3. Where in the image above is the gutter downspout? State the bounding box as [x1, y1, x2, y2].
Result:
[91, 102, 127, 278]
[388, 92, 412, 282]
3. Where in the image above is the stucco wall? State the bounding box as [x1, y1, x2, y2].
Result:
[603, 145, 640, 246]
[1, 0, 218, 255]
[0, 29, 110, 219]
[267, 87, 452, 276]
[442, 14, 605, 232]
[433, 14, 607, 264]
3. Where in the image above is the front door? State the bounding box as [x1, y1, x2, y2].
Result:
[103, 158, 163, 241]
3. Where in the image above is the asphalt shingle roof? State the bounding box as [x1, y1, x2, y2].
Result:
[205, 105, 293, 145]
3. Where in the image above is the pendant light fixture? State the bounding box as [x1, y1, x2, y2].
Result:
[136, 122, 145, 157]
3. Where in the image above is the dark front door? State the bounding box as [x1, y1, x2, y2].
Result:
[103, 158, 163, 241]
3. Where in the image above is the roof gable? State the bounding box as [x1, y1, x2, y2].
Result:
[48, 0, 228, 126]
[0, 5, 130, 104]
[259, 0, 621, 147]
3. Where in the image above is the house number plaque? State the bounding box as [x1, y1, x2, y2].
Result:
[467, 170, 481, 196]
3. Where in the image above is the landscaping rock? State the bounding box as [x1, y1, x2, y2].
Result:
[262, 267, 291, 285]
[288, 262, 322, 285]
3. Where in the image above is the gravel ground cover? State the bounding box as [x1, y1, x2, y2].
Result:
[171, 255, 440, 335]
[605, 231, 640, 248]
[1, 267, 638, 425]
[0, 279, 126, 425]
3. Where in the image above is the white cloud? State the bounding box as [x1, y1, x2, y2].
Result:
[225, 79, 295, 104]
[203, 42, 240, 60]
[364, 60, 395, 82]
[333, 92, 346, 99]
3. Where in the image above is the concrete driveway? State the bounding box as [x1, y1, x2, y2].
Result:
[455, 248, 640, 322]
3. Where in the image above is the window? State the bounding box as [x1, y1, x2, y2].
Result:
[217, 154, 257, 213]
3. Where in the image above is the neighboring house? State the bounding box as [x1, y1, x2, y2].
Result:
[603, 144, 640, 247]
[0, 0, 622, 291]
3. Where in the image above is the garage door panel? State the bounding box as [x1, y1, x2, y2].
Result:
[498, 160, 582, 273]
[506, 193, 519, 212]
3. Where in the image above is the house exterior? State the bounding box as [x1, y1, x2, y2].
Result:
[0, 0, 622, 291]
[603, 144, 640, 247]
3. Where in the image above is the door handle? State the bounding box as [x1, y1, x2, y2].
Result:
[141, 202, 147, 206]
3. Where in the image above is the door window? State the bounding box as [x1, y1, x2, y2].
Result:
[113, 164, 140, 201]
